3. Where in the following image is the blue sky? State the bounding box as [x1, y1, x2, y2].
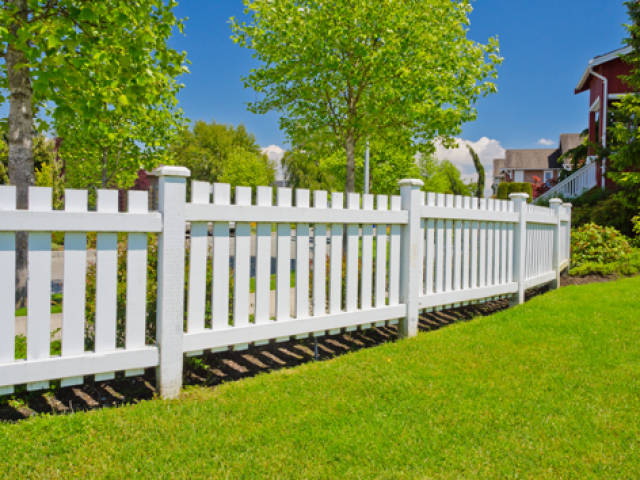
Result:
[167, 0, 628, 181]
[0, 1, 629, 181]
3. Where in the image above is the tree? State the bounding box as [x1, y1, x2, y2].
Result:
[230, 0, 501, 194]
[281, 148, 339, 193]
[218, 148, 276, 194]
[466, 145, 485, 198]
[171, 119, 268, 186]
[0, 1, 187, 307]
[418, 154, 474, 196]
[605, 1, 640, 209]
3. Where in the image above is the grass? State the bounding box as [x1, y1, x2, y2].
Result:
[14, 294, 63, 317]
[1, 278, 640, 478]
[249, 272, 296, 294]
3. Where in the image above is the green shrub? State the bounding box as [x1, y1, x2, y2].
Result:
[570, 249, 640, 276]
[497, 182, 533, 202]
[571, 223, 632, 268]
[633, 213, 640, 248]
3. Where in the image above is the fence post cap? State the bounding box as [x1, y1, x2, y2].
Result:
[562, 202, 573, 208]
[397, 179, 424, 188]
[152, 166, 191, 178]
[509, 193, 529, 199]
[549, 198, 563, 205]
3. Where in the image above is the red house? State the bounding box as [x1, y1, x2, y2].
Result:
[575, 46, 633, 189]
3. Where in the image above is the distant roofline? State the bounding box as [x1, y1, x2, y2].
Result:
[575, 46, 632, 93]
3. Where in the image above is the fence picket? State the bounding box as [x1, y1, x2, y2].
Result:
[0, 187, 16, 396]
[453, 196, 463, 294]
[375, 195, 389, 316]
[61, 189, 88, 386]
[211, 183, 231, 331]
[486, 199, 495, 287]
[296, 189, 311, 321]
[233, 187, 252, 332]
[255, 187, 273, 330]
[493, 200, 501, 287]
[388, 196, 401, 307]
[479, 199, 487, 289]
[312, 191, 328, 322]
[424, 192, 436, 296]
[360, 194, 374, 312]
[444, 195, 454, 294]
[276, 188, 293, 335]
[124, 191, 149, 375]
[346, 194, 360, 315]
[463, 197, 471, 291]
[434, 194, 446, 294]
[329, 193, 344, 316]
[186, 182, 210, 353]
[470, 197, 479, 290]
[94, 189, 119, 382]
[507, 201, 515, 283]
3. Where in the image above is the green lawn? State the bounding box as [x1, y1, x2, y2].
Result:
[14, 294, 63, 317]
[2, 278, 640, 478]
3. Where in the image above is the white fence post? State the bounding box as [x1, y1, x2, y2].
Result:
[510, 193, 528, 306]
[398, 179, 424, 339]
[564, 203, 573, 271]
[154, 166, 190, 399]
[549, 199, 563, 290]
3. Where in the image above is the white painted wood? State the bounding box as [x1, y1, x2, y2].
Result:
[211, 183, 231, 330]
[0, 347, 159, 389]
[419, 205, 519, 223]
[361, 194, 374, 310]
[296, 189, 311, 319]
[329, 193, 344, 314]
[155, 168, 189, 398]
[0, 210, 162, 232]
[61, 189, 88, 387]
[444, 195, 454, 293]
[486, 199, 494, 287]
[434, 194, 446, 294]
[186, 182, 210, 347]
[419, 283, 518, 309]
[526, 213, 557, 225]
[276, 188, 293, 322]
[493, 201, 501, 286]
[453, 196, 463, 291]
[255, 187, 273, 324]
[399, 180, 424, 338]
[470, 198, 479, 290]
[27, 187, 53, 391]
[0, 187, 16, 395]
[388, 196, 402, 305]
[94, 190, 119, 382]
[462, 197, 471, 290]
[234, 187, 252, 328]
[507, 201, 515, 284]
[183, 305, 407, 352]
[510, 194, 528, 305]
[312, 191, 328, 318]
[424, 193, 436, 295]
[500, 201, 508, 285]
[185, 204, 407, 225]
[478, 198, 487, 288]
[524, 271, 556, 289]
[375, 195, 388, 307]
[346, 193, 360, 312]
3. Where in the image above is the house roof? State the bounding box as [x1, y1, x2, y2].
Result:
[575, 46, 631, 93]
[504, 149, 562, 170]
[559, 133, 583, 156]
[494, 133, 585, 173]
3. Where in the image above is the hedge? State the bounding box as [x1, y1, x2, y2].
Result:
[497, 182, 533, 202]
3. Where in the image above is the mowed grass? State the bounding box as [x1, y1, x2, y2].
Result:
[2, 278, 640, 478]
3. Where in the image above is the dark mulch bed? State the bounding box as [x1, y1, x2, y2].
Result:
[0, 285, 549, 424]
[561, 272, 640, 287]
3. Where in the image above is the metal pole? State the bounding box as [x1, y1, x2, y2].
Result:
[364, 140, 370, 195]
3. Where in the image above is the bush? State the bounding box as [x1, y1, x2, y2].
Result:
[570, 223, 632, 269]
[570, 249, 640, 276]
[497, 182, 533, 202]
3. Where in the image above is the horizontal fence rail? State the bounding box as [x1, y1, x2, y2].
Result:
[0, 168, 572, 398]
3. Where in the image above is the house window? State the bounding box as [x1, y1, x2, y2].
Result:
[543, 171, 553, 184]
[514, 171, 524, 183]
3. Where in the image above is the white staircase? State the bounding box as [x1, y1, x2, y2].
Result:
[533, 159, 599, 204]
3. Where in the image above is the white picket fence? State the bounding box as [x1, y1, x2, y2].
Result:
[0, 167, 572, 398]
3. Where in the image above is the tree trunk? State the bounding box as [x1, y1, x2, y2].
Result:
[101, 147, 109, 188]
[345, 132, 356, 194]
[7, 0, 35, 309]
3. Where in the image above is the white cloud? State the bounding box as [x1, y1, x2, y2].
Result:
[434, 137, 505, 196]
[261, 145, 285, 181]
[537, 138, 555, 146]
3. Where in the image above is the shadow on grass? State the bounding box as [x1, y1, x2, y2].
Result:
[0, 287, 549, 423]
